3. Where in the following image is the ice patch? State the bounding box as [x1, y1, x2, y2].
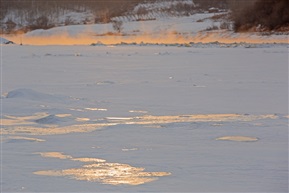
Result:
[216, 136, 259, 142]
[71, 158, 106, 163]
[106, 114, 278, 125]
[106, 117, 134, 120]
[2, 113, 73, 128]
[75, 117, 90, 122]
[69, 108, 85, 112]
[7, 136, 45, 143]
[1, 118, 36, 126]
[55, 114, 72, 118]
[96, 81, 115, 85]
[34, 152, 171, 185]
[2, 113, 49, 126]
[36, 152, 73, 159]
[0, 123, 116, 135]
[85, 108, 107, 111]
[129, 110, 148, 114]
[1, 113, 278, 136]
[122, 148, 138, 152]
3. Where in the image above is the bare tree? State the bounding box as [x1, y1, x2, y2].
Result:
[112, 20, 123, 33]
[229, 0, 289, 31]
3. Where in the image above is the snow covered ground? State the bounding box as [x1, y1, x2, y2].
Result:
[1, 42, 288, 192]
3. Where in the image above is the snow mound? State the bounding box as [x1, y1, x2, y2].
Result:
[7, 136, 45, 143]
[0, 37, 14, 44]
[34, 114, 72, 124]
[6, 88, 65, 102]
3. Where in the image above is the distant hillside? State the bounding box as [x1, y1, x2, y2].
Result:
[0, 0, 228, 34]
[0, 0, 138, 33]
[1, 0, 287, 34]
[228, 0, 289, 32]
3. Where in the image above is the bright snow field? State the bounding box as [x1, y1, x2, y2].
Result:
[1, 44, 288, 192]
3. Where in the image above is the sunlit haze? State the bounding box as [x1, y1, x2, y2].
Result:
[5, 31, 288, 45]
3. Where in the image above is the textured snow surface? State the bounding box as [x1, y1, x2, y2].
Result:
[1, 44, 288, 192]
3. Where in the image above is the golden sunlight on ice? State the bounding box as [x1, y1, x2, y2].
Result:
[1, 113, 71, 126]
[106, 114, 278, 125]
[55, 114, 72, 117]
[8, 136, 45, 142]
[2, 113, 49, 126]
[34, 152, 171, 185]
[1, 119, 37, 126]
[85, 108, 108, 111]
[0, 123, 117, 135]
[216, 136, 259, 142]
[36, 152, 73, 159]
[75, 117, 91, 122]
[71, 158, 106, 163]
[0, 113, 278, 136]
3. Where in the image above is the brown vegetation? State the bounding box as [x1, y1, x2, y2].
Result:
[229, 0, 289, 32]
[0, 0, 143, 33]
[2, 0, 288, 34]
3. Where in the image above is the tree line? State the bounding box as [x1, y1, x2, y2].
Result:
[1, 0, 288, 33]
[228, 0, 289, 31]
[0, 0, 145, 32]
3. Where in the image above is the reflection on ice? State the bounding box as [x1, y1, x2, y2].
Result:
[0, 123, 117, 135]
[122, 147, 138, 152]
[1, 113, 278, 135]
[36, 152, 73, 159]
[8, 136, 45, 142]
[105, 114, 278, 125]
[85, 108, 107, 111]
[2, 113, 49, 126]
[129, 110, 148, 114]
[75, 117, 90, 122]
[216, 136, 259, 142]
[72, 158, 106, 163]
[34, 152, 171, 185]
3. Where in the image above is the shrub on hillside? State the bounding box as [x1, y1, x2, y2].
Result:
[27, 16, 54, 31]
[194, 0, 228, 9]
[4, 19, 17, 32]
[136, 6, 149, 16]
[230, 0, 289, 31]
[112, 20, 123, 33]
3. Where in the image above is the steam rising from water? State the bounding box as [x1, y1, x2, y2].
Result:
[4, 30, 288, 45]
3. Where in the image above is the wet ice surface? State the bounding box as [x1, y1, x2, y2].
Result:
[1, 45, 288, 192]
[34, 152, 171, 185]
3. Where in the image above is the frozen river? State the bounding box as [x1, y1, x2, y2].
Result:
[1, 44, 288, 192]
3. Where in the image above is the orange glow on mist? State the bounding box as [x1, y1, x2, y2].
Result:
[4, 31, 288, 45]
